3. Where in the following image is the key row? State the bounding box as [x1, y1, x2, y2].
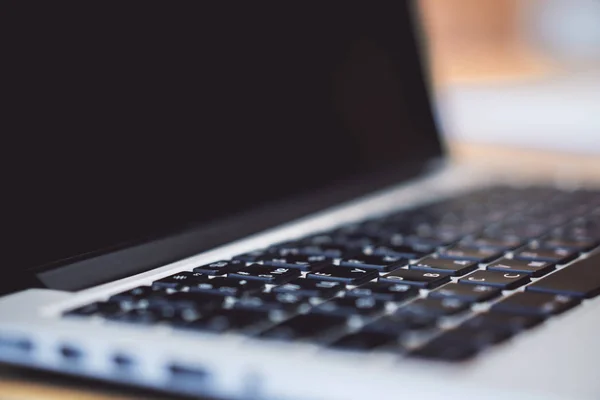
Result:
[127, 246, 599, 304]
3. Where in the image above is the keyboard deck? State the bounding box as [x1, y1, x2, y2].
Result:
[65, 186, 600, 361]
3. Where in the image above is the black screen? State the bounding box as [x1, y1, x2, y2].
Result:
[4, 1, 443, 280]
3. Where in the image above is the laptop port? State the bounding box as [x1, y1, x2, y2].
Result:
[0, 334, 33, 355]
[168, 363, 210, 386]
[59, 344, 84, 362]
[112, 353, 136, 370]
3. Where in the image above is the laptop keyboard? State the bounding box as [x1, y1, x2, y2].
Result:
[64, 186, 600, 361]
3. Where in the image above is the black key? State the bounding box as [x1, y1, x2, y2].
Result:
[558, 228, 600, 244]
[301, 233, 337, 246]
[338, 236, 385, 250]
[438, 246, 502, 263]
[399, 297, 469, 317]
[498, 224, 551, 240]
[188, 277, 264, 297]
[364, 313, 437, 334]
[379, 269, 451, 289]
[526, 251, 600, 298]
[480, 231, 526, 249]
[492, 292, 579, 317]
[304, 244, 357, 256]
[363, 244, 429, 260]
[460, 235, 523, 251]
[108, 286, 164, 304]
[265, 245, 301, 257]
[117, 295, 212, 325]
[271, 278, 344, 298]
[261, 254, 330, 272]
[402, 234, 454, 249]
[410, 257, 478, 276]
[270, 245, 346, 258]
[65, 301, 121, 317]
[459, 270, 530, 290]
[65, 303, 102, 317]
[540, 238, 598, 252]
[232, 250, 268, 262]
[487, 258, 555, 277]
[228, 264, 300, 284]
[312, 296, 387, 317]
[137, 292, 176, 308]
[111, 304, 206, 325]
[193, 260, 245, 276]
[162, 291, 225, 313]
[158, 307, 206, 325]
[306, 264, 378, 285]
[429, 283, 501, 303]
[464, 312, 543, 333]
[513, 247, 578, 264]
[332, 223, 369, 237]
[558, 216, 600, 232]
[433, 326, 511, 347]
[330, 331, 397, 350]
[357, 218, 388, 233]
[338, 255, 407, 272]
[188, 309, 273, 332]
[380, 236, 436, 254]
[260, 313, 347, 340]
[309, 234, 375, 250]
[105, 308, 165, 324]
[345, 282, 419, 302]
[152, 272, 210, 290]
[411, 340, 478, 361]
[234, 292, 310, 312]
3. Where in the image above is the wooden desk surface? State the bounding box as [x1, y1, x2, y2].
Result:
[0, 370, 167, 400]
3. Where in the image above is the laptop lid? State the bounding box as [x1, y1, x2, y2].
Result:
[4, 1, 444, 294]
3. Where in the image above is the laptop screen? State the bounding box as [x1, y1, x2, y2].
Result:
[5, 2, 442, 287]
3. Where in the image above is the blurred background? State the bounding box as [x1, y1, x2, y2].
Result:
[418, 0, 600, 155]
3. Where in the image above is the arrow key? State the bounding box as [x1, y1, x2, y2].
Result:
[306, 264, 378, 285]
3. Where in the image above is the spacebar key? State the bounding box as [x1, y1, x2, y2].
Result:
[527, 251, 600, 298]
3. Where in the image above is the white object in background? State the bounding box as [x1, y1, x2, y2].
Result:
[520, 0, 600, 63]
[436, 70, 600, 154]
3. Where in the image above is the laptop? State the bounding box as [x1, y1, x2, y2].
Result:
[2, 2, 599, 399]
